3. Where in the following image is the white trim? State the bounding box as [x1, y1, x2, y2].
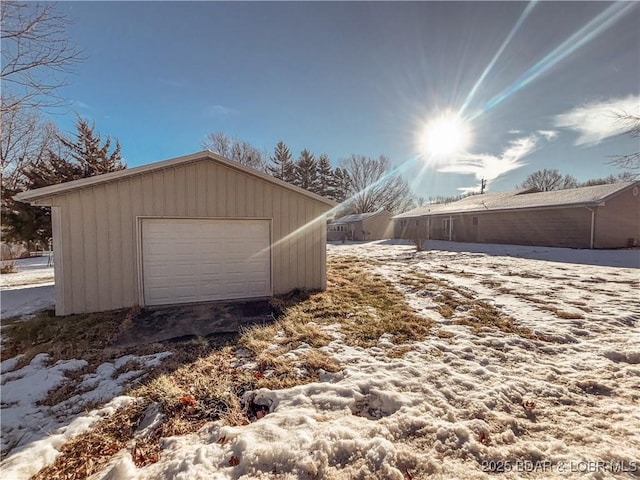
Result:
[51, 206, 65, 315]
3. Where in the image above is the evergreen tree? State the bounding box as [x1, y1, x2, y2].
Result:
[316, 153, 335, 198]
[332, 167, 351, 202]
[267, 141, 295, 182]
[294, 149, 319, 192]
[2, 149, 82, 244]
[60, 118, 125, 177]
[3, 118, 125, 244]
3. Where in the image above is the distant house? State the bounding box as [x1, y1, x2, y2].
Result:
[16, 151, 335, 315]
[394, 182, 640, 249]
[327, 210, 393, 242]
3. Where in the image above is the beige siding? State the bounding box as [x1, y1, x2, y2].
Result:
[474, 208, 592, 247]
[361, 213, 393, 240]
[594, 187, 640, 248]
[49, 159, 329, 315]
[396, 207, 595, 248]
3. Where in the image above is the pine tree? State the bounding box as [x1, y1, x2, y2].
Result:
[294, 149, 319, 192]
[267, 141, 295, 182]
[3, 119, 125, 244]
[316, 153, 335, 198]
[2, 149, 82, 244]
[332, 167, 351, 202]
[60, 118, 125, 177]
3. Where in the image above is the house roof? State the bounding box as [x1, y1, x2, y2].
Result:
[394, 182, 639, 219]
[332, 209, 389, 224]
[16, 150, 337, 207]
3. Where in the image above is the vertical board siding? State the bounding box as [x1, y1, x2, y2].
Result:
[215, 166, 227, 217]
[152, 171, 164, 215]
[106, 182, 123, 309]
[54, 159, 330, 314]
[119, 179, 136, 308]
[82, 189, 99, 312]
[205, 163, 217, 217]
[94, 185, 110, 311]
[163, 168, 176, 216]
[67, 192, 86, 313]
[196, 162, 207, 217]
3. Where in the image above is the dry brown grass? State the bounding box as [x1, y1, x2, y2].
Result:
[28, 255, 430, 479]
[397, 269, 550, 341]
[32, 400, 150, 480]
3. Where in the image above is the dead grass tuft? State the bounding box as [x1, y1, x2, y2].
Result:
[387, 345, 414, 358]
[398, 269, 551, 341]
[32, 400, 149, 480]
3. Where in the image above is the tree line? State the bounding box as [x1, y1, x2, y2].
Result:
[203, 132, 415, 214]
[516, 168, 637, 192]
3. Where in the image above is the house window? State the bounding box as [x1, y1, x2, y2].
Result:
[401, 220, 407, 226]
[415, 220, 419, 226]
[472, 217, 478, 226]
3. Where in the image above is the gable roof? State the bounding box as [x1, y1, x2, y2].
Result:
[331, 209, 390, 224]
[16, 150, 337, 207]
[394, 182, 639, 218]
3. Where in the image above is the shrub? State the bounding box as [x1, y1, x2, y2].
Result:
[1, 262, 17, 274]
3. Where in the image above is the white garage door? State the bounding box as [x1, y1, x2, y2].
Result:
[141, 218, 271, 306]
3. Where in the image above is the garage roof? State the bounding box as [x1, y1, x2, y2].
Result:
[332, 209, 388, 224]
[16, 150, 337, 207]
[394, 181, 639, 218]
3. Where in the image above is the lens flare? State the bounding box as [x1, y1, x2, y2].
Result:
[421, 113, 472, 158]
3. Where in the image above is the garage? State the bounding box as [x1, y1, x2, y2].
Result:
[141, 218, 271, 306]
[16, 150, 334, 315]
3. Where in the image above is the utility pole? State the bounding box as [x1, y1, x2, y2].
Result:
[480, 178, 487, 194]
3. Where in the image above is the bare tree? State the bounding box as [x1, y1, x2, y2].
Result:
[0, 102, 59, 189]
[1, 1, 82, 110]
[202, 131, 266, 171]
[608, 112, 640, 172]
[1, 2, 82, 190]
[203, 132, 232, 158]
[517, 168, 578, 191]
[340, 154, 414, 213]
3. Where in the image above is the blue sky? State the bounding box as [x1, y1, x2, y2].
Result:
[54, 1, 639, 198]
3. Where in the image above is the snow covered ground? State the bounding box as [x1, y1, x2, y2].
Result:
[1, 241, 639, 479]
[0, 352, 172, 479]
[1, 256, 55, 318]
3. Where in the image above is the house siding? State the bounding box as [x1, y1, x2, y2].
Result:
[328, 212, 392, 242]
[48, 158, 327, 315]
[594, 187, 640, 248]
[396, 207, 593, 248]
[362, 213, 393, 240]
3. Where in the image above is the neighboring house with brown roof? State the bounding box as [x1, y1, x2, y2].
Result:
[327, 209, 393, 242]
[16, 151, 335, 315]
[394, 182, 640, 249]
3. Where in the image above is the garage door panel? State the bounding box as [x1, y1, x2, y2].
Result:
[142, 219, 271, 306]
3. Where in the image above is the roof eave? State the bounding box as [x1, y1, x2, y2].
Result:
[15, 150, 337, 208]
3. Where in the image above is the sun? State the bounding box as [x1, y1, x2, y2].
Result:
[421, 112, 472, 157]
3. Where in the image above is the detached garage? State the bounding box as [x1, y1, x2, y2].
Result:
[16, 151, 335, 315]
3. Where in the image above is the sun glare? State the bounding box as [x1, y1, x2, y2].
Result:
[422, 112, 472, 157]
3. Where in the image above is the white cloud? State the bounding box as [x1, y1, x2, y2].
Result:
[204, 104, 238, 117]
[439, 134, 538, 184]
[438, 130, 557, 193]
[537, 130, 558, 141]
[554, 95, 640, 146]
[73, 100, 91, 110]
